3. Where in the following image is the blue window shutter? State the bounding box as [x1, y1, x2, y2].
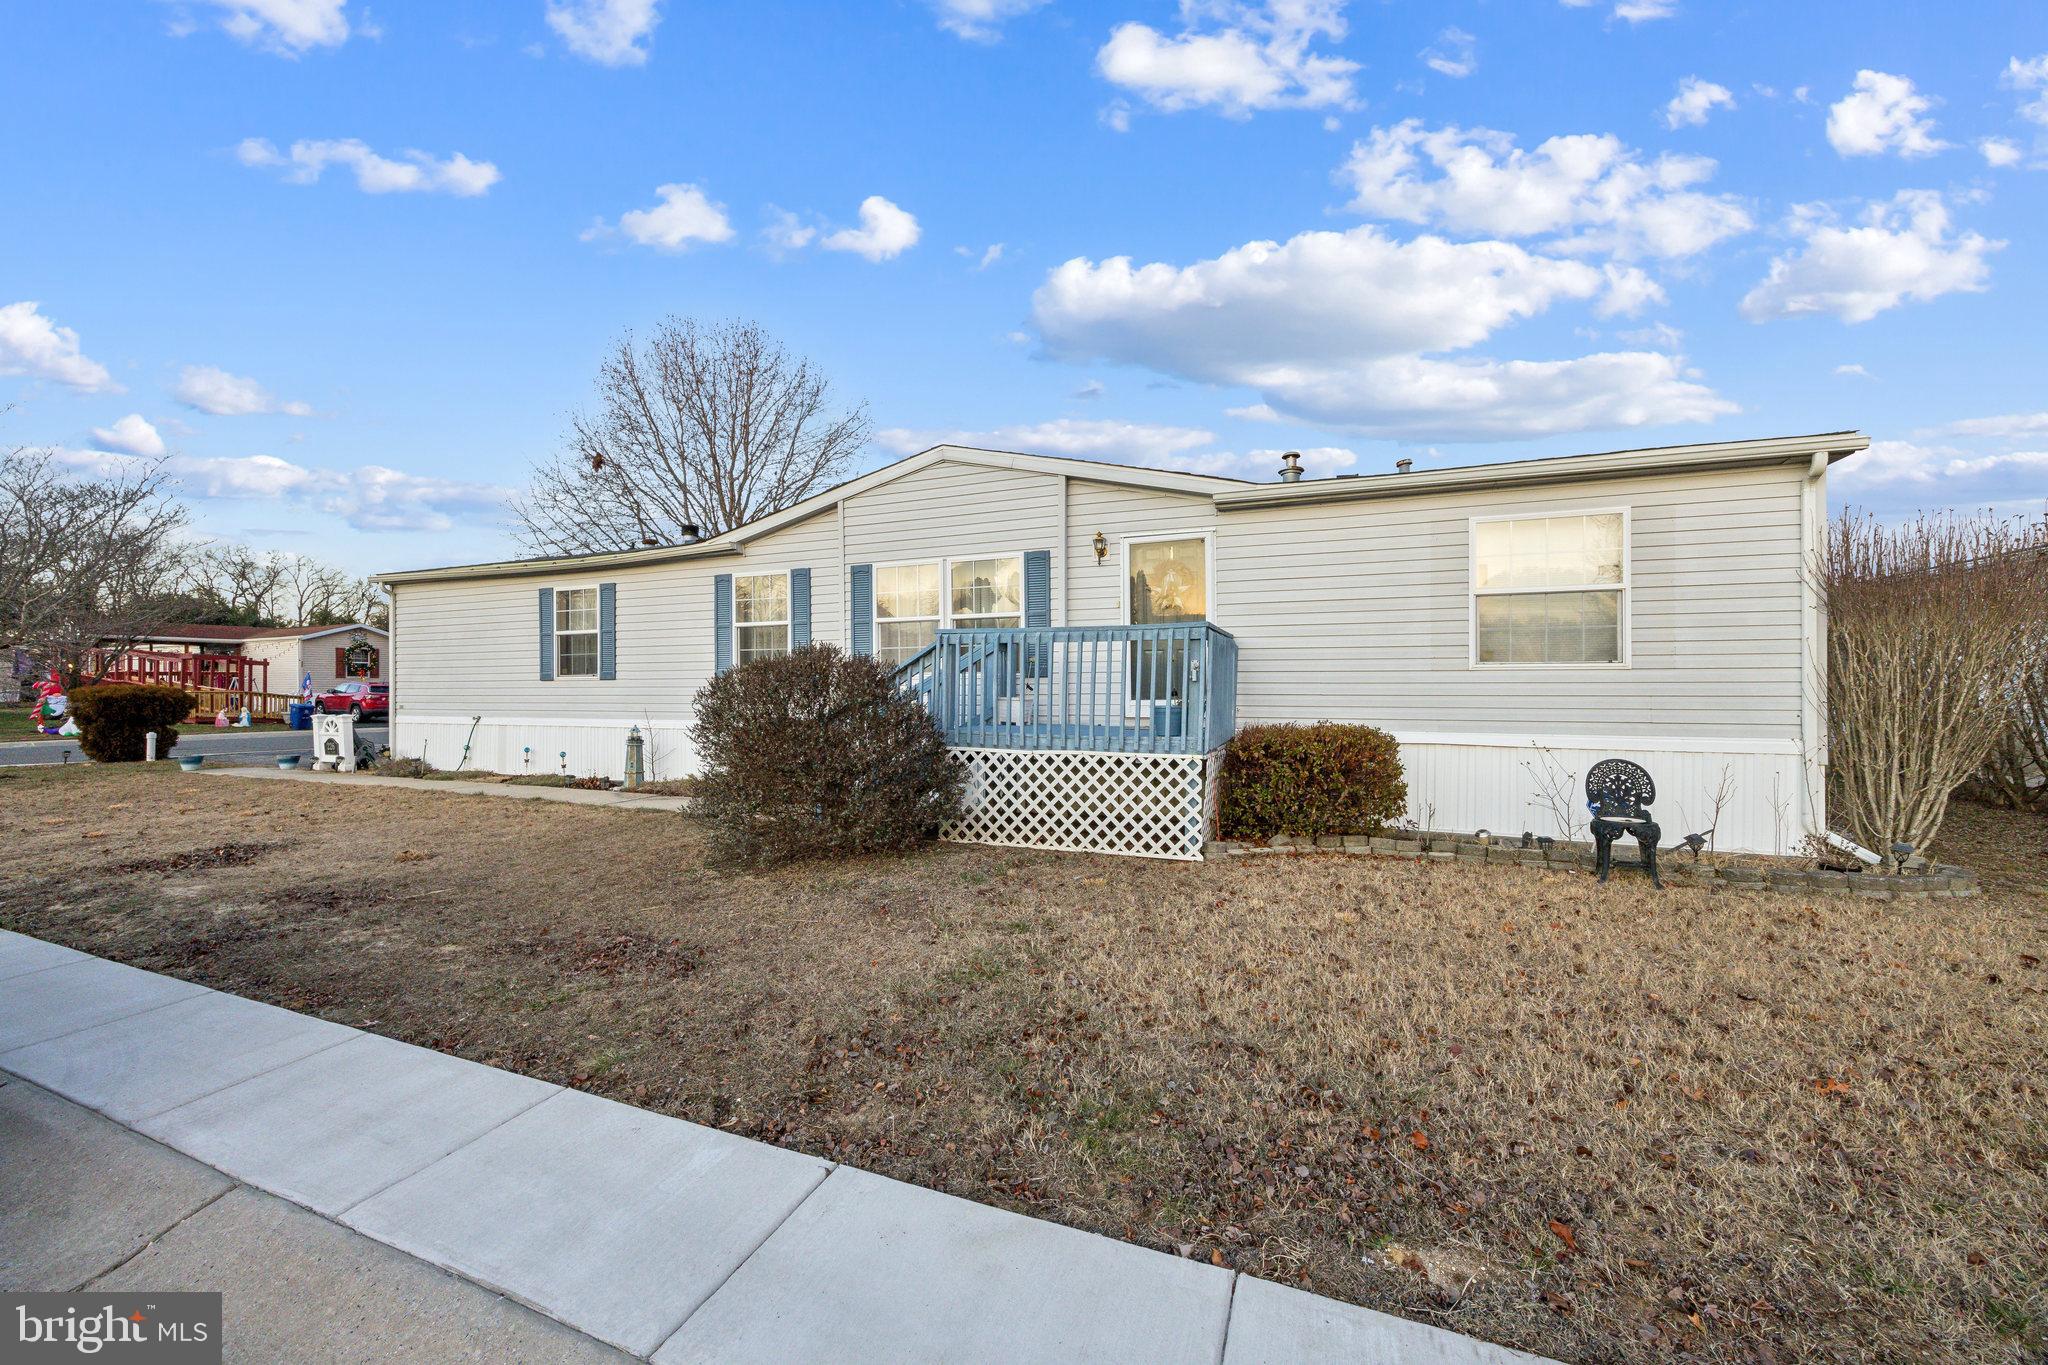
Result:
[1023, 550, 1052, 628]
[848, 564, 873, 655]
[714, 574, 733, 674]
[790, 568, 812, 647]
[598, 582, 617, 680]
[538, 587, 555, 681]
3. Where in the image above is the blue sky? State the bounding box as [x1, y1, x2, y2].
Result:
[4, 0, 2044, 574]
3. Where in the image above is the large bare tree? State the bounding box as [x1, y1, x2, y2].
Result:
[178, 544, 389, 629]
[0, 446, 193, 686]
[515, 318, 870, 554]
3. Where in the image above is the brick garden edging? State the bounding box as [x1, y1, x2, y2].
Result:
[1203, 832, 1983, 900]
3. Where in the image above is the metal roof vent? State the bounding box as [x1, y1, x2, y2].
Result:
[1395, 458, 1414, 474]
[675, 523, 701, 543]
[1277, 451, 1304, 483]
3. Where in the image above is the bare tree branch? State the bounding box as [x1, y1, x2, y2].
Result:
[514, 317, 870, 554]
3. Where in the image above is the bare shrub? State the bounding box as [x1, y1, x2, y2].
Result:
[1970, 627, 2047, 811]
[1821, 509, 2048, 850]
[1520, 744, 1585, 842]
[690, 645, 963, 866]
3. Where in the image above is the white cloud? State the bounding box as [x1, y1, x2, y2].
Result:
[821, 196, 921, 261]
[2005, 54, 2048, 126]
[237, 137, 500, 196]
[1978, 137, 2023, 168]
[1225, 402, 1283, 421]
[1101, 101, 1133, 133]
[1663, 76, 1734, 128]
[585, 183, 734, 252]
[1420, 27, 1475, 79]
[1826, 70, 1949, 158]
[1834, 363, 1871, 378]
[1920, 410, 2048, 440]
[926, 0, 1046, 41]
[760, 208, 817, 255]
[955, 242, 1005, 269]
[1073, 379, 1106, 400]
[184, 0, 352, 55]
[0, 301, 120, 394]
[1560, 0, 1676, 22]
[57, 447, 509, 532]
[90, 415, 166, 458]
[1031, 225, 1734, 440]
[1832, 438, 2048, 489]
[1096, 0, 1361, 120]
[1740, 190, 2000, 324]
[174, 365, 313, 417]
[877, 418, 1219, 465]
[1616, 321, 1683, 349]
[545, 0, 660, 66]
[1338, 120, 1751, 259]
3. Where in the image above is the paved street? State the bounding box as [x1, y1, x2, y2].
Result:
[0, 725, 386, 769]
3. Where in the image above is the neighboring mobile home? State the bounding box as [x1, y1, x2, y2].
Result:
[376, 432, 1867, 858]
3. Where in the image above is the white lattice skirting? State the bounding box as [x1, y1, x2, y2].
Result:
[943, 747, 1224, 861]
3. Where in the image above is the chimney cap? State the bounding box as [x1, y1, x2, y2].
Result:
[1394, 457, 1414, 474]
[1277, 450, 1304, 483]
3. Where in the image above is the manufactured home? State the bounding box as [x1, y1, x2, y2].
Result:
[377, 431, 1867, 859]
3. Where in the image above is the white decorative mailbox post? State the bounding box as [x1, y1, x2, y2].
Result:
[312, 712, 357, 772]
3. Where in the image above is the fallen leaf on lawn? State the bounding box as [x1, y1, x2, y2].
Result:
[1410, 1130, 1430, 1151]
[1812, 1077, 1851, 1094]
[1209, 1249, 1226, 1267]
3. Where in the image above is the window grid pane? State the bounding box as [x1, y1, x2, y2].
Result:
[949, 557, 1021, 619]
[876, 619, 938, 668]
[556, 587, 597, 633]
[1475, 513, 1623, 591]
[557, 631, 599, 677]
[1475, 590, 1620, 664]
[877, 564, 940, 621]
[737, 622, 790, 664]
[735, 574, 788, 625]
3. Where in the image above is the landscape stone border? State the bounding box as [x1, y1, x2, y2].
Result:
[1204, 832, 1982, 900]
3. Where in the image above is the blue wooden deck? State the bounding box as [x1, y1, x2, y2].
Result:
[893, 624, 1237, 756]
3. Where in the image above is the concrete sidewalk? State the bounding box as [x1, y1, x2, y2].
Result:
[0, 931, 1551, 1363]
[203, 765, 694, 811]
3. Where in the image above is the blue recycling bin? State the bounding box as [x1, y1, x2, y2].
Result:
[288, 701, 314, 730]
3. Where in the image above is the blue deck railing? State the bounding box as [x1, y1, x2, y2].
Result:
[893, 623, 1238, 755]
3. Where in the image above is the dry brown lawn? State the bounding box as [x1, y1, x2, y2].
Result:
[2, 764, 2042, 1364]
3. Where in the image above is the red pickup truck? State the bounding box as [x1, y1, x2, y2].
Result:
[314, 681, 390, 719]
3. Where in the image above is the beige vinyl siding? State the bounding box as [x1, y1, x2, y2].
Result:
[392, 555, 718, 723]
[1214, 464, 1808, 740]
[843, 461, 1063, 600]
[1063, 479, 1215, 625]
[727, 508, 844, 647]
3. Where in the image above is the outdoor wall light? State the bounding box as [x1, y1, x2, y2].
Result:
[1093, 531, 1108, 563]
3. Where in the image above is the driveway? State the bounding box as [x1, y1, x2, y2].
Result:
[0, 725, 388, 768]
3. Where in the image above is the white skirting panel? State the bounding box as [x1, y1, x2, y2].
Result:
[944, 746, 1224, 861]
[1393, 734, 1814, 856]
[390, 715, 697, 784]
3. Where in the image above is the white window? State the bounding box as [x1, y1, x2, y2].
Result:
[1126, 537, 1207, 625]
[873, 554, 1024, 666]
[948, 556, 1023, 629]
[734, 573, 791, 665]
[555, 587, 599, 678]
[874, 563, 941, 668]
[1472, 511, 1627, 666]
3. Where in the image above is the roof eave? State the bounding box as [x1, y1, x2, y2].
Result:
[1211, 432, 1871, 511]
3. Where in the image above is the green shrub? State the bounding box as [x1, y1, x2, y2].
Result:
[1218, 722, 1407, 841]
[69, 684, 193, 763]
[690, 644, 964, 866]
